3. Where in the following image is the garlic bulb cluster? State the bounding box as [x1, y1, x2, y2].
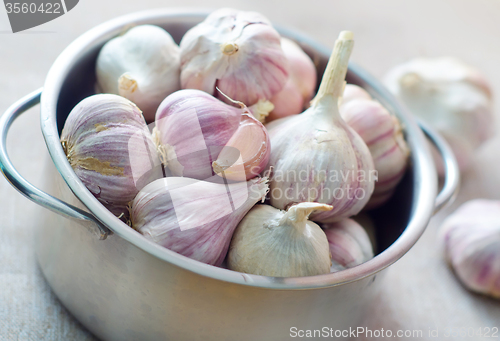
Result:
[96, 25, 181, 122]
[61, 94, 163, 216]
[323, 218, 374, 272]
[131, 176, 269, 266]
[384, 57, 493, 172]
[340, 95, 410, 209]
[265, 31, 375, 223]
[267, 38, 317, 121]
[228, 203, 332, 277]
[179, 8, 288, 106]
[440, 199, 500, 299]
[154, 89, 270, 181]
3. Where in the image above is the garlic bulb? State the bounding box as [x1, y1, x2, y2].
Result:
[131, 176, 269, 266]
[440, 199, 500, 298]
[96, 25, 181, 122]
[265, 31, 375, 223]
[179, 8, 288, 106]
[341, 84, 371, 106]
[323, 218, 374, 272]
[340, 98, 410, 209]
[228, 203, 332, 277]
[155, 89, 270, 181]
[384, 57, 493, 172]
[267, 38, 317, 121]
[61, 94, 163, 216]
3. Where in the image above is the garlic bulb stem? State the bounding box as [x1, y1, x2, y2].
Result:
[279, 202, 332, 228]
[312, 31, 354, 109]
[221, 42, 239, 55]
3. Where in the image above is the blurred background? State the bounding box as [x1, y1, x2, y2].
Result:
[1, 0, 499, 340]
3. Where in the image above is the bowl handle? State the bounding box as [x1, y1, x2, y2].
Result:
[0, 89, 110, 239]
[419, 120, 460, 213]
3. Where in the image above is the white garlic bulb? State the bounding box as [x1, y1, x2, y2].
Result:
[131, 176, 269, 266]
[228, 203, 332, 277]
[96, 25, 181, 122]
[61, 94, 163, 216]
[265, 31, 375, 223]
[323, 218, 374, 272]
[179, 8, 288, 106]
[440, 199, 500, 299]
[384, 57, 493, 172]
[340, 98, 410, 209]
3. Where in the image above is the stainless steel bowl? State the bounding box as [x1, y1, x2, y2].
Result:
[0, 9, 459, 341]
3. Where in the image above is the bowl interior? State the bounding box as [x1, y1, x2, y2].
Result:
[42, 10, 436, 289]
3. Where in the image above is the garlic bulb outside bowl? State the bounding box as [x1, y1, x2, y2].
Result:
[60, 94, 163, 216]
[384, 57, 494, 173]
[96, 25, 181, 122]
[440, 199, 500, 299]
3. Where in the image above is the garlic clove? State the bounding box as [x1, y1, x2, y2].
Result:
[265, 31, 375, 223]
[131, 176, 269, 266]
[384, 57, 493, 173]
[228, 202, 333, 277]
[179, 8, 289, 106]
[340, 98, 410, 209]
[322, 218, 374, 272]
[154, 89, 242, 180]
[61, 94, 163, 216]
[440, 199, 500, 298]
[266, 38, 317, 121]
[212, 111, 271, 181]
[96, 25, 181, 122]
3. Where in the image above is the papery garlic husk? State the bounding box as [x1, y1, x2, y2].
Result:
[61, 94, 163, 216]
[340, 98, 410, 209]
[267, 38, 317, 121]
[155, 89, 270, 181]
[96, 25, 181, 122]
[228, 202, 332, 277]
[352, 212, 378, 253]
[384, 57, 494, 172]
[131, 176, 269, 266]
[179, 8, 288, 106]
[265, 31, 375, 223]
[440, 199, 500, 298]
[341, 84, 371, 106]
[323, 218, 374, 272]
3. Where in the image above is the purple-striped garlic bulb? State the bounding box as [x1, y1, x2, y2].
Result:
[96, 25, 181, 122]
[154, 89, 270, 181]
[341, 84, 371, 106]
[384, 57, 493, 173]
[267, 38, 317, 122]
[228, 203, 332, 277]
[323, 218, 374, 272]
[265, 31, 375, 223]
[60, 94, 163, 216]
[440, 199, 500, 299]
[131, 176, 269, 266]
[179, 8, 288, 107]
[340, 98, 410, 209]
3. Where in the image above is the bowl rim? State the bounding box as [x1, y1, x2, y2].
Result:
[40, 8, 437, 290]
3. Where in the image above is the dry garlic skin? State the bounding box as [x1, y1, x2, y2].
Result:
[179, 8, 288, 106]
[323, 218, 374, 271]
[384, 57, 493, 171]
[131, 177, 269, 266]
[60, 94, 162, 216]
[96, 25, 181, 122]
[441, 199, 500, 298]
[228, 203, 332, 277]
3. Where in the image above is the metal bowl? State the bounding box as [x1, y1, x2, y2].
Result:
[0, 9, 459, 341]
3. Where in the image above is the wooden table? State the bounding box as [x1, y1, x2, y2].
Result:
[1, 0, 499, 339]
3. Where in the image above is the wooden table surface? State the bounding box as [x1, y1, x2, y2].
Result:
[1, 0, 499, 340]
